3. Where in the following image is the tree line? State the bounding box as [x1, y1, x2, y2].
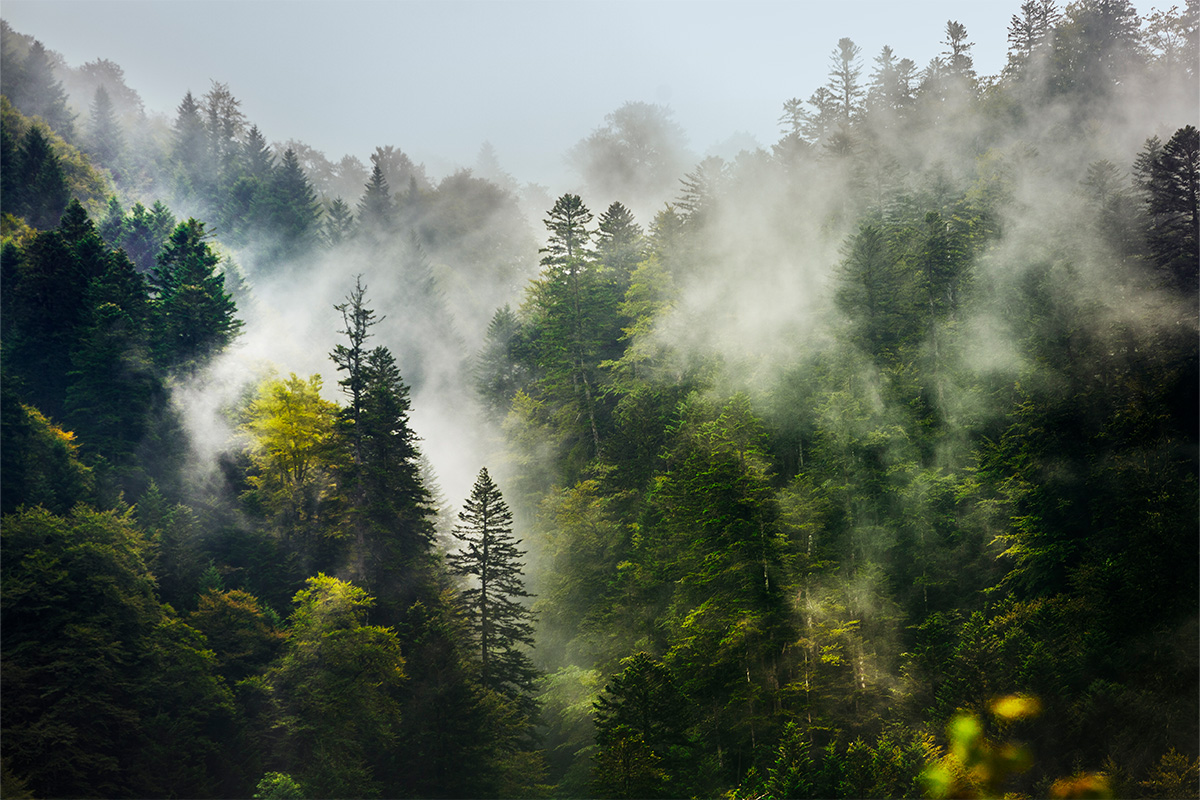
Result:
[1, 1, 1197, 798]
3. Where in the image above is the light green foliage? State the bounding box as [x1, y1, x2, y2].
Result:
[268, 574, 406, 798]
[253, 771, 306, 799]
[533, 480, 626, 666]
[242, 372, 342, 542]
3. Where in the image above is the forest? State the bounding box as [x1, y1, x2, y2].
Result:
[0, 2, 1197, 798]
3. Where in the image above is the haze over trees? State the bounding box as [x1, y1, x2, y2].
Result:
[1, 3, 1198, 798]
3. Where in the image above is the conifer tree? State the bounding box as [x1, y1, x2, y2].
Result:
[528, 193, 606, 458]
[323, 197, 355, 246]
[15, 124, 70, 230]
[596, 201, 645, 293]
[87, 85, 123, 169]
[356, 160, 394, 236]
[447, 467, 538, 707]
[15, 40, 75, 139]
[151, 219, 242, 370]
[242, 124, 275, 180]
[265, 147, 322, 261]
[827, 37, 864, 125]
[329, 279, 433, 604]
[171, 90, 207, 187]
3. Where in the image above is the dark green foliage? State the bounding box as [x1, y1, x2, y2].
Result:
[1, 506, 232, 798]
[595, 201, 645, 297]
[592, 653, 694, 798]
[329, 279, 436, 608]
[2, 10, 1196, 798]
[263, 147, 322, 262]
[10, 123, 71, 230]
[152, 218, 243, 370]
[113, 199, 177, 273]
[0, 381, 94, 514]
[448, 468, 539, 709]
[1136, 125, 1199, 291]
[4, 201, 113, 419]
[524, 193, 623, 468]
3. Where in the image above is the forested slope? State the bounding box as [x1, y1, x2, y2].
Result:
[1, 3, 1197, 798]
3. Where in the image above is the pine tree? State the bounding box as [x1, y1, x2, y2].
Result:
[329, 279, 433, 604]
[265, 147, 322, 262]
[941, 21, 977, 82]
[447, 467, 538, 707]
[242, 124, 275, 180]
[1136, 125, 1199, 292]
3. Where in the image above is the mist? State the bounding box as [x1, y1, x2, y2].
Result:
[2, 2, 1196, 798]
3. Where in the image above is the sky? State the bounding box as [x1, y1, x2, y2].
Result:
[3, 0, 1054, 190]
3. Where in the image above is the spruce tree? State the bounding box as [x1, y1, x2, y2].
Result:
[329, 279, 433, 605]
[151, 219, 242, 370]
[356, 160, 394, 236]
[87, 85, 123, 169]
[596, 201, 645, 293]
[323, 197, 355, 246]
[15, 124, 70, 230]
[529, 193, 605, 457]
[447, 467, 538, 707]
[15, 40, 75, 139]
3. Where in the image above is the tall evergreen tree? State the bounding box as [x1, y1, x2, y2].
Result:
[241, 124, 275, 180]
[357, 160, 394, 236]
[323, 196, 355, 246]
[596, 201, 645, 294]
[151, 219, 242, 370]
[447, 467, 538, 708]
[14, 40, 75, 139]
[265, 147, 322, 262]
[171, 90, 209, 201]
[1135, 125, 1199, 292]
[941, 21, 978, 82]
[86, 85, 123, 170]
[827, 37, 865, 126]
[527, 193, 608, 460]
[13, 124, 70, 230]
[1005, 0, 1062, 79]
[329, 279, 433, 605]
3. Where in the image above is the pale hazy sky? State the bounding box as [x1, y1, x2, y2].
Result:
[0, 1, 1144, 190]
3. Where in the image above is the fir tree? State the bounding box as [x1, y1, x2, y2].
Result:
[151, 219, 242, 370]
[87, 85, 123, 170]
[447, 467, 538, 708]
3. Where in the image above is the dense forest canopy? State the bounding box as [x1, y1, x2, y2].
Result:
[1, 3, 1197, 798]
